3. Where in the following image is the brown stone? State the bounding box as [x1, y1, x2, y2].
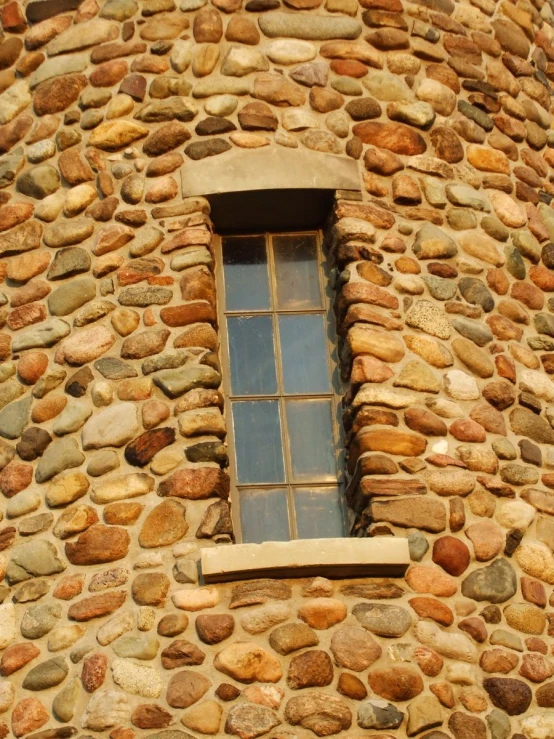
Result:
[329, 626, 381, 670]
[65, 525, 130, 565]
[166, 670, 211, 708]
[160, 301, 216, 327]
[33, 74, 87, 115]
[58, 149, 94, 185]
[353, 121, 427, 155]
[68, 590, 126, 621]
[132, 572, 170, 606]
[53, 573, 84, 600]
[0, 461, 32, 497]
[124, 427, 175, 467]
[12, 698, 49, 738]
[458, 617, 487, 643]
[536, 681, 554, 706]
[409, 597, 453, 626]
[161, 639, 206, 669]
[432, 536, 470, 576]
[369, 664, 424, 701]
[195, 614, 235, 644]
[139, 499, 188, 548]
[132, 704, 173, 730]
[287, 650, 333, 690]
[483, 678, 532, 715]
[298, 598, 347, 629]
[0, 642, 40, 676]
[448, 712, 487, 739]
[405, 408, 447, 436]
[143, 121, 191, 157]
[519, 653, 554, 683]
[337, 672, 367, 700]
[81, 652, 108, 692]
[104, 502, 144, 525]
[158, 467, 229, 500]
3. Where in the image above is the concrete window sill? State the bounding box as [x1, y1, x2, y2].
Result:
[201, 537, 410, 583]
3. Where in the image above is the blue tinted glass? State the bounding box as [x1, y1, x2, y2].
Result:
[231, 400, 285, 484]
[240, 488, 290, 543]
[285, 399, 336, 482]
[278, 314, 331, 394]
[294, 487, 345, 539]
[228, 315, 277, 396]
[273, 234, 322, 310]
[222, 236, 271, 311]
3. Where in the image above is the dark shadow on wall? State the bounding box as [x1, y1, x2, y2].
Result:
[208, 188, 336, 233]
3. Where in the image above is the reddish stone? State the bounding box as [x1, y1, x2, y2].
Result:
[0, 2, 26, 32]
[58, 149, 95, 185]
[404, 408, 447, 436]
[18, 351, 48, 384]
[287, 650, 334, 690]
[82, 653, 108, 692]
[53, 574, 85, 600]
[432, 536, 470, 576]
[409, 597, 453, 626]
[511, 281, 544, 310]
[0, 460, 31, 497]
[196, 614, 235, 645]
[414, 646, 443, 677]
[161, 639, 206, 669]
[65, 525, 130, 566]
[331, 59, 368, 77]
[0, 114, 33, 153]
[68, 591, 126, 621]
[90, 60, 129, 87]
[519, 653, 554, 683]
[449, 418, 487, 443]
[131, 704, 173, 730]
[521, 577, 547, 608]
[368, 664, 423, 701]
[33, 73, 88, 116]
[480, 649, 519, 674]
[458, 617, 487, 643]
[12, 698, 48, 738]
[125, 428, 176, 467]
[526, 638, 548, 654]
[430, 126, 464, 163]
[0, 643, 39, 676]
[7, 302, 47, 330]
[160, 301, 216, 327]
[352, 121, 426, 155]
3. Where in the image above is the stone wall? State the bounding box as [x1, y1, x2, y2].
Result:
[1, 0, 554, 736]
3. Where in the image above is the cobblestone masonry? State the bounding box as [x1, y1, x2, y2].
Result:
[1, 0, 554, 736]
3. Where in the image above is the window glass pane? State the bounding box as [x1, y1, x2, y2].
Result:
[273, 234, 322, 310]
[285, 399, 337, 481]
[240, 488, 290, 543]
[228, 315, 277, 396]
[231, 400, 285, 484]
[294, 487, 345, 539]
[279, 314, 331, 394]
[223, 236, 271, 311]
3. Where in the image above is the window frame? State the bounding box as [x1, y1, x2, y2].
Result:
[214, 230, 346, 543]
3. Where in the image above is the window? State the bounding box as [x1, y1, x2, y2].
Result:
[216, 232, 345, 543]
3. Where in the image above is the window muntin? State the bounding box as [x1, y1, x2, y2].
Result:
[218, 232, 345, 543]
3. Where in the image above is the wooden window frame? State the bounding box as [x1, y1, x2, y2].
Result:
[214, 230, 346, 543]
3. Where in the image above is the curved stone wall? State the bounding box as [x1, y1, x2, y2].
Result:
[1, 0, 554, 736]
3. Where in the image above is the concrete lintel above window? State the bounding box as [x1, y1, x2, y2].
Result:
[181, 147, 361, 198]
[201, 537, 410, 583]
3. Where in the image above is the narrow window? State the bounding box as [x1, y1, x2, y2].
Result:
[216, 232, 345, 543]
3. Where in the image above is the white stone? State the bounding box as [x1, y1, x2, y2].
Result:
[172, 587, 219, 611]
[240, 603, 292, 634]
[520, 370, 554, 403]
[47, 19, 118, 56]
[446, 663, 478, 685]
[415, 621, 478, 662]
[282, 108, 320, 131]
[97, 612, 134, 646]
[496, 501, 536, 530]
[6, 489, 41, 518]
[205, 95, 238, 117]
[520, 714, 554, 739]
[0, 682, 15, 713]
[416, 78, 456, 116]
[112, 659, 162, 698]
[82, 403, 139, 450]
[0, 604, 15, 649]
[91, 473, 154, 503]
[221, 47, 269, 77]
[91, 380, 113, 407]
[363, 71, 413, 101]
[0, 82, 31, 125]
[82, 690, 129, 731]
[170, 39, 194, 72]
[27, 139, 56, 163]
[444, 370, 480, 401]
[352, 386, 418, 409]
[266, 39, 317, 65]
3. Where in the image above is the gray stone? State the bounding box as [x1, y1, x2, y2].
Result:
[412, 224, 457, 260]
[53, 676, 80, 722]
[95, 357, 137, 380]
[52, 400, 92, 436]
[259, 12, 361, 40]
[17, 164, 60, 199]
[447, 209, 478, 231]
[87, 450, 120, 477]
[35, 437, 85, 483]
[504, 246, 526, 280]
[387, 101, 435, 129]
[423, 275, 457, 301]
[446, 183, 490, 211]
[21, 602, 62, 639]
[154, 365, 221, 399]
[113, 635, 160, 660]
[487, 709, 511, 739]
[452, 317, 493, 347]
[512, 230, 541, 264]
[0, 148, 24, 189]
[118, 286, 173, 306]
[81, 403, 139, 450]
[0, 395, 32, 439]
[481, 216, 509, 242]
[48, 278, 96, 317]
[461, 559, 517, 603]
[358, 701, 404, 730]
[7, 540, 66, 584]
[23, 656, 68, 690]
[459, 277, 494, 312]
[47, 247, 91, 280]
[142, 351, 189, 375]
[43, 219, 94, 248]
[12, 319, 71, 352]
[408, 531, 429, 562]
[352, 603, 411, 637]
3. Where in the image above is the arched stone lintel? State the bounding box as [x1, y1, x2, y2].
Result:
[180, 146, 361, 197]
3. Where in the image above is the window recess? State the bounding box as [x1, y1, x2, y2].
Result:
[216, 232, 346, 544]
